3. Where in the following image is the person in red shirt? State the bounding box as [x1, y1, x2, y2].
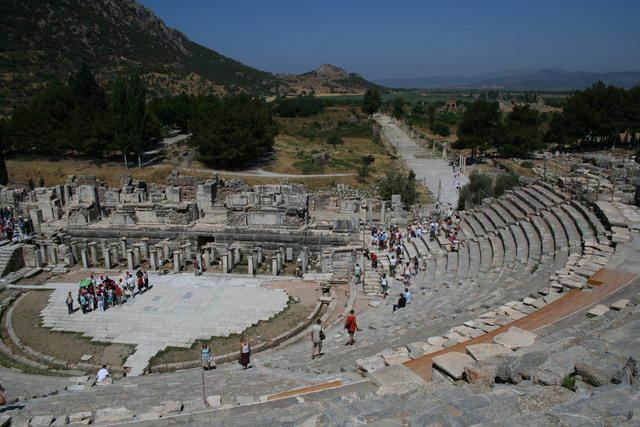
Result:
[344, 309, 361, 346]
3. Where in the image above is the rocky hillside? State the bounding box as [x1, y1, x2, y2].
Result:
[0, 0, 382, 110]
[278, 64, 381, 95]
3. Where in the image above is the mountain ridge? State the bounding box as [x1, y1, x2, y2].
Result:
[0, 0, 381, 110]
[375, 69, 640, 90]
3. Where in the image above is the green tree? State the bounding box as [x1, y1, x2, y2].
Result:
[378, 170, 418, 207]
[457, 171, 493, 210]
[430, 121, 450, 137]
[357, 155, 375, 182]
[456, 100, 501, 158]
[493, 172, 520, 197]
[191, 95, 277, 168]
[0, 120, 9, 185]
[111, 75, 149, 168]
[362, 89, 382, 115]
[327, 133, 344, 151]
[495, 105, 545, 157]
[391, 97, 405, 119]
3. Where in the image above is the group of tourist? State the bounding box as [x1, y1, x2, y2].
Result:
[200, 337, 252, 370]
[66, 270, 151, 315]
[0, 206, 34, 242]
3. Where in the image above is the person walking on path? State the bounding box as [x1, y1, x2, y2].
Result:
[380, 274, 389, 299]
[201, 343, 216, 370]
[239, 338, 252, 370]
[344, 309, 361, 345]
[354, 263, 362, 288]
[65, 291, 74, 315]
[310, 319, 324, 359]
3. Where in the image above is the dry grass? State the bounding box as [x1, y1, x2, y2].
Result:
[7, 160, 215, 187]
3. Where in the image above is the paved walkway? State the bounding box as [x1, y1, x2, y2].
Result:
[38, 274, 289, 376]
[374, 114, 467, 208]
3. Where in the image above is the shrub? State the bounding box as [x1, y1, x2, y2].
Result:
[493, 172, 520, 197]
[521, 161, 534, 168]
[430, 121, 450, 137]
[561, 375, 576, 391]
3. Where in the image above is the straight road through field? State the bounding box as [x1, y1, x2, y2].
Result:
[374, 114, 467, 208]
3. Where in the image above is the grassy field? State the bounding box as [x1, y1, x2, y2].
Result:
[315, 90, 480, 104]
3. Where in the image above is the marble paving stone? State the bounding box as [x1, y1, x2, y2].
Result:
[38, 274, 289, 376]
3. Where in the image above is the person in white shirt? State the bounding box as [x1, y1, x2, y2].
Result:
[96, 365, 109, 383]
[310, 319, 324, 359]
[404, 288, 412, 304]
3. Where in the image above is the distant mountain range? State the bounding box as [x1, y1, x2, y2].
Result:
[374, 69, 640, 90]
[0, 0, 381, 110]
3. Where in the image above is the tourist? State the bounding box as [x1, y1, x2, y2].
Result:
[389, 255, 397, 277]
[97, 293, 105, 312]
[201, 343, 215, 370]
[393, 293, 407, 312]
[143, 271, 149, 290]
[106, 287, 114, 308]
[354, 263, 362, 286]
[310, 319, 324, 359]
[412, 256, 419, 274]
[65, 291, 74, 315]
[95, 365, 110, 383]
[125, 273, 135, 297]
[136, 274, 144, 294]
[370, 252, 378, 269]
[344, 309, 360, 345]
[404, 288, 412, 305]
[79, 292, 88, 314]
[403, 263, 412, 282]
[0, 382, 5, 406]
[380, 273, 389, 299]
[239, 338, 252, 370]
[114, 283, 123, 305]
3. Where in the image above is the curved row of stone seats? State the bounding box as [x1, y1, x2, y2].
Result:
[12, 293, 637, 426]
[360, 182, 615, 345]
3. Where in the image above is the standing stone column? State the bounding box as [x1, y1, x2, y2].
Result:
[380, 202, 386, 223]
[272, 256, 279, 276]
[248, 255, 255, 276]
[141, 238, 150, 260]
[155, 244, 163, 263]
[183, 243, 192, 262]
[256, 247, 263, 266]
[301, 247, 309, 272]
[234, 247, 241, 265]
[100, 240, 109, 265]
[80, 249, 90, 269]
[110, 244, 119, 266]
[133, 245, 141, 269]
[127, 249, 134, 271]
[209, 246, 217, 265]
[149, 251, 158, 271]
[203, 250, 210, 270]
[222, 252, 229, 274]
[173, 251, 181, 273]
[120, 237, 128, 260]
[104, 248, 112, 270]
[89, 242, 98, 267]
[70, 242, 79, 264]
[48, 245, 59, 265]
[163, 243, 171, 261]
[34, 249, 43, 268]
[442, 143, 447, 159]
[276, 252, 283, 272]
[179, 245, 188, 269]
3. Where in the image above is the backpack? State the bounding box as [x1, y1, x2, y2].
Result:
[319, 329, 326, 341]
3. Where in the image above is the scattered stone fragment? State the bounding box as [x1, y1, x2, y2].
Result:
[235, 396, 256, 406]
[611, 299, 630, 311]
[587, 304, 610, 317]
[356, 355, 386, 373]
[432, 351, 475, 380]
[426, 336, 447, 347]
[160, 400, 183, 416]
[466, 343, 513, 361]
[93, 407, 135, 424]
[67, 412, 92, 425]
[29, 415, 55, 427]
[493, 327, 537, 350]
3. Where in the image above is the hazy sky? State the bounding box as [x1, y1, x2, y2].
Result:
[137, 0, 640, 80]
